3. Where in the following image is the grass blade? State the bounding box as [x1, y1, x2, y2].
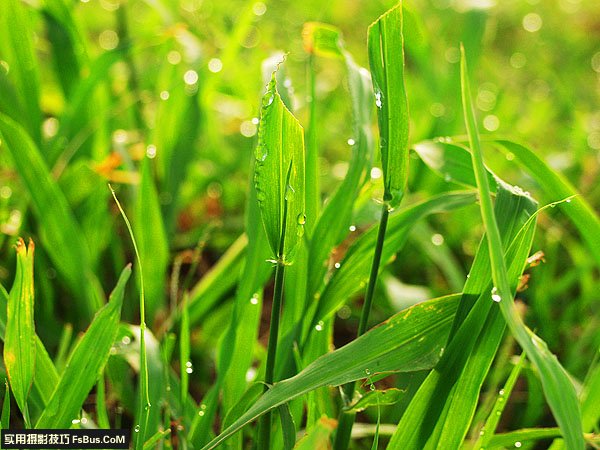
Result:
[494, 139, 600, 268]
[110, 187, 151, 448]
[4, 238, 36, 426]
[35, 265, 131, 428]
[389, 183, 537, 449]
[367, 2, 409, 209]
[255, 66, 306, 262]
[279, 403, 297, 450]
[302, 21, 374, 307]
[460, 46, 584, 450]
[0, 0, 41, 144]
[475, 352, 526, 448]
[0, 114, 103, 321]
[201, 294, 460, 449]
[2, 380, 10, 429]
[135, 156, 169, 324]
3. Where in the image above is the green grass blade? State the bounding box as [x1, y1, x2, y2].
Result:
[460, 46, 584, 450]
[302, 22, 374, 302]
[367, 2, 409, 209]
[41, 0, 89, 97]
[0, 114, 103, 321]
[279, 403, 296, 450]
[389, 184, 537, 449]
[487, 428, 562, 448]
[201, 294, 460, 449]
[179, 293, 190, 422]
[0, 0, 41, 144]
[255, 67, 306, 262]
[143, 429, 172, 450]
[110, 187, 151, 448]
[35, 265, 131, 428]
[494, 139, 600, 268]
[4, 238, 36, 426]
[1, 380, 10, 429]
[135, 156, 169, 324]
[475, 352, 526, 448]
[186, 234, 247, 325]
[413, 140, 497, 191]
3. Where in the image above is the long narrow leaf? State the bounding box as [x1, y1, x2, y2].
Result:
[0, 114, 103, 321]
[4, 239, 36, 426]
[460, 46, 584, 450]
[255, 67, 306, 261]
[367, 2, 409, 209]
[202, 294, 460, 449]
[35, 266, 131, 428]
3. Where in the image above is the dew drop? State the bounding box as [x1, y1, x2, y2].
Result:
[347, 138, 356, 146]
[250, 294, 259, 305]
[334, 262, 341, 269]
[499, 389, 505, 395]
[349, 225, 356, 232]
[514, 442, 522, 448]
[198, 410, 205, 416]
[121, 336, 131, 345]
[375, 91, 383, 108]
[566, 198, 572, 203]
[134, 425, 140, 433]
[431, 234, 444, 246]
[186, 367, 193, 374]
[370, 384, 375, 391]
[297, 213, 306, 225]
[444, 173, 452, 182]
[315, 321, 324, 332]
[72, 419, 81, 425]
[491, 287, 502, 303]
[365, 368, 371, 375]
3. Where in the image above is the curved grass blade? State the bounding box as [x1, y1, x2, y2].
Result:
[494, 139, 600, 268]
[35, 265, 131, 428]
[201, 294, 460, 449]
[389, 184, 537, 449]
[413, 140, 497, 191]
[0, 114, 103, 321]
[255, 67, 306, 262]
[367, 2, 409, 209]
[460, 46, 584, 450]
[4, 239, 35, 426]
[110, 187, 151, 449]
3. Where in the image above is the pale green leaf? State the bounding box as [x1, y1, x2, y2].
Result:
[255, 68, 306, 261]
